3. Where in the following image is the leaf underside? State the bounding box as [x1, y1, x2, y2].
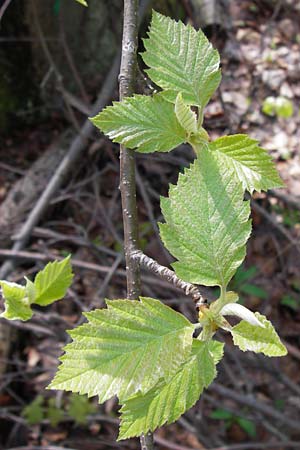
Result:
[49, 298, 194, 402]
[0, 281, 31, 321]
[142, 11, 221, 108]
[91, 93, 186, 153]
[231, 312, 287, 357]
[119, 340, 224, 440]
[210, 135, 284, 193]
[160, 147, 252, 287]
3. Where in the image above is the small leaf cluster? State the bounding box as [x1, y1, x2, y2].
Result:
[0, 256, 73, 321]
[49, 11, 286, 441]
[22, 393, 96, 427]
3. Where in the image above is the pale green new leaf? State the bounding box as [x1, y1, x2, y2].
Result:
[209, 135, 284, 193]
[231, 312, 287, 356]
[75, 0, 87, 6]
[91, 93, 186, 153]
[142, 11, 221, 107]
[118, 340, 224, 440]
[175, 93, 197, 134]
[49, 297, 194, 402]
[0, 280, 32, 321]
[159, 148, 252, 287]
[34, 256, 73, 306]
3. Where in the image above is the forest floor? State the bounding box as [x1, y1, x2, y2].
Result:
[1, 1, 300, 449]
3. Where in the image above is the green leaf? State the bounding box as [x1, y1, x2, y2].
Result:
[49, 297, 194, 402]
[233, 265, 257, 286]
[0, 280, 32, 321]
[91, 93, 186, 153]
[175, 93, 197, 134]
[142, 11, 221, 108]
[275, 97, 293, 118]
[209, 135, 284, 193]
[236, 417, 257, 437]
[240, 283, 267, 299]
[46, 398, 64, 427]
[262, 96, 276, 116]
[262, 96, 293, 119]
[34, 256, 73, 306]
[22, 395, 44, 425]
[159, 147, 251, 287]
[231, 312, 287, 356]
[280, 295, 299, 311]
[118, 340, 224, 440]
[75, 0, 87, 6]
[210, 408, 233, 420]
[68, 394, 96, 425]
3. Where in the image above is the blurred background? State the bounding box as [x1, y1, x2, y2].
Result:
[0, 0, 300, 449]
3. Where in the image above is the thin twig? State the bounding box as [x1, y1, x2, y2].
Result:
[132, 250, 205, 304]
[0, 0, 12, 22]
[119, 2, 154, 450]
[119, 0, 141, 299]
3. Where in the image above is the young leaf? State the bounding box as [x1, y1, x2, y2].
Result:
[75, 0, 87, 6]
[118, 340, 224, 440]
[91, 93, 186, 153]
[175, 93, 198, 134]
[209, 135, 284, 193]
[0, 280, 32, 321]
[159, 147, 251, 288]
[231, 312, 287, 356]
[34, 256, 73, 306]
[220, 303, 265, 328]
[49, 297, 194, 402]
[142, 11, 221, 108]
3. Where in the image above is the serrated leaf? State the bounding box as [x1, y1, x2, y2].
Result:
[231, 312, 287, 356]
[118, 340, 223, 440]
[159, 147, 251, 288]
[142, 11, 221, 107]
[91, 93, 186, 153]
[0, 280, 32, 321]
[34, 256, 73, 306]
[175, 93, 198, 134]
[209, 135, 284, 193]
[49, 297, 194, 402]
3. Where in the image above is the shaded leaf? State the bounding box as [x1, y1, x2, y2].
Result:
[46, 398, 64, 427]
[68, 394, 96, 425]
[175, 93, 198, 134]
[22, 395, 44, 425]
